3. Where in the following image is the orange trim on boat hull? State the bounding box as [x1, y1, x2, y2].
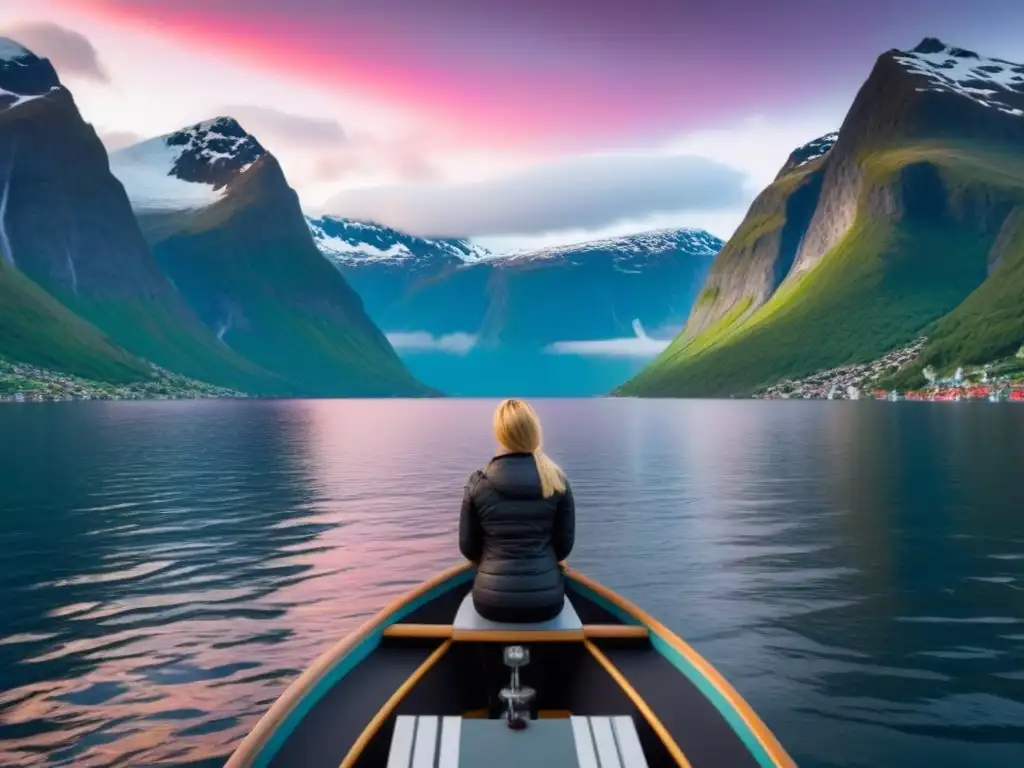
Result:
[382, 623, 453, 639]
[584, 624, 649, 640]
[338, 640, 452, 768]
[585, 639, 693, 768]
[381, 623, 649, 641]
[225, 561, 472, 768]
[568, 568, 796, 768]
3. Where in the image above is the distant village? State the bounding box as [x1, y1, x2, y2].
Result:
[6, 339, 1024, 404]
[754, 339, 1024, 402]
[0, 359, 247, 403]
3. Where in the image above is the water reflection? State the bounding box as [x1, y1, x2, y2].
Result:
[0, 399, 1021, 767]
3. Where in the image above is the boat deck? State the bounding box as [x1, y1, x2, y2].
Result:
[386, 714, 648, 768]
[268, 590, 761, 767]
[232, 567, 793, 768]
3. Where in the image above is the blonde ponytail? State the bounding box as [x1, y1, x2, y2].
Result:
[534, 450, 566, 498]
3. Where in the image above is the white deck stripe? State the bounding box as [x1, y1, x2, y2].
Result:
[611, 716, 649, 768]
[411, 715, 438, 768]
[387, 715, 416, 768]
[570, 716, 599, 768]
[590, 716, 623, 768]
[437, 716, 461, 768]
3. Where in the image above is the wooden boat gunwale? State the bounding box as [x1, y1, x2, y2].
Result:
[227, 562, 795, 768]
[565, 568, 796, 768]
[225, 561, 473, 768]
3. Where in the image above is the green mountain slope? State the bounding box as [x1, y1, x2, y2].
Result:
[1, 39, 292, 394]
[114, 119, 433, 397]
[890, 203, 1024, 386]
[0, 260, 149, 383]
[620, 39, 1024, 397]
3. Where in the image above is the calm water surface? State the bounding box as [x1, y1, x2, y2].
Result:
[0, 399, 1022, 767]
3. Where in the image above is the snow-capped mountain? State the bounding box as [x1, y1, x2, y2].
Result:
[894, 38, 1024, 117]
[111, 117, 266, 213]
[108, 119, 432, 396]
[0, 38, 62, 110]
[0, 40, 302, 392]
[312, 219, 723, 395]
[490, 228, 722, 271]
[307, 215, 489, 267]
[620, 37, 1024, 398]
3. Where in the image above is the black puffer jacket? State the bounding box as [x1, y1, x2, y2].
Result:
[459, 453, 575, 623]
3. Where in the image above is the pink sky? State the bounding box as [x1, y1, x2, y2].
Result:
[6, 0, 1024, 247]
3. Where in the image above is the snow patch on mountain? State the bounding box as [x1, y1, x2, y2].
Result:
[111, 135, 227, 213]
[895, 38, 1024, 117]
[164, 117, 266, 180]
[0, 85, 54, 111]
[111, 117, 267, 214]
[0, 37, 61, 111]
[0, 39, 31, 63]
[793, 133, 839, 168]
[308, 215, 489, 266]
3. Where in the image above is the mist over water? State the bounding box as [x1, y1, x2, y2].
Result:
[0, 399, 1022, 767]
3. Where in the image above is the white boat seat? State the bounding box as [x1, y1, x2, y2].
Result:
[387, 715, 649, 768]
[452, 592, 583, 632]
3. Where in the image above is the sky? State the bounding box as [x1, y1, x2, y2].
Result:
[4, 0, 1023, 252]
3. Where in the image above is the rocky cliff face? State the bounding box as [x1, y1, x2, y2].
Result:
[789, 42, 1024, 279]
[0, 42, 166, 300]
[682, 135, 832, 341]
[0, 39, 287, 390]
[113, 120, 433, 397]
[620, 38, 1024, 397]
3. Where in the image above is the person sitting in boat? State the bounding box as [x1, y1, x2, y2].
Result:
[459, 398, 575, 624]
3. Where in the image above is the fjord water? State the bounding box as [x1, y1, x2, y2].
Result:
[0, 400, 1021, 767]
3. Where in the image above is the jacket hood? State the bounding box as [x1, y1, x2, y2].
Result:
[483, 453, 544, 500]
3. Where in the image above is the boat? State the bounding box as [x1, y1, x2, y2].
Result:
[226, 562, 795, 768]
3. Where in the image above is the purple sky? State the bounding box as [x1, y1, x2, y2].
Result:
[74, 0, 1024, 151]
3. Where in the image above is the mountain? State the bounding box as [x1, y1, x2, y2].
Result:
[0, 38, 293, 392]
[620, 38, 1024, 397]
[111, 120, 433, 397]
[0, 40, 146, 382]
[309, 216, 489, 267]
[308, 215, 489, 331]
[310, 218, 721, 395]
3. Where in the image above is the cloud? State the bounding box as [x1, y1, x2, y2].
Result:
[665, 113, 840, 194]
[545, 337, 671, 357]
[321, 152, 747, 238]
[545, 319, 672, 358]
[3, 22, 108, 82]
[217, 105, 347, 148]
[99, 130, 145, 151]
[309, 143, 441, 186]
[386, 331, 477, 354]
